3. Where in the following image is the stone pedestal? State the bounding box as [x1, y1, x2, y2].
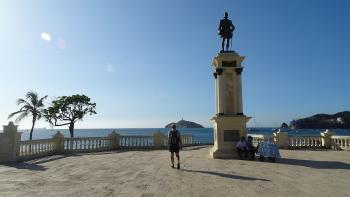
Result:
[273, 129, 289, 149]
[108, 130, 120, 150]
[210, 115, 250, 158]
[210, 52, 251, 159]
[321, 129, 334, 149]
[0, 122, 21, 163]
[53, 131, 65, 154]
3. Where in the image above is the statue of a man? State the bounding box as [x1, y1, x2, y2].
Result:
[218, 12, 235, 52]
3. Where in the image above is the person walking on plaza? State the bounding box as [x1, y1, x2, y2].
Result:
[168, 124, 183, 169]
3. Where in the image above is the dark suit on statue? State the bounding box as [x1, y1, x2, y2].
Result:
[218, 18, 235, 51]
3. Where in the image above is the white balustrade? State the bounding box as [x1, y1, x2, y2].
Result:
[181, 134, 194, 146]
[288, 136, 322, 148]
[12, 129, 350, 164]
[64, 137, 112, 152]
[163, 134, 195, 146]
[18, 139, 55, 159]
[250, 134, 324, 149]
[331, 136, 350, 150]
[119, 136, 154, 148]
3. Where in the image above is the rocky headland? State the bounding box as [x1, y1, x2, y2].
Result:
[290, 111, 350, 129]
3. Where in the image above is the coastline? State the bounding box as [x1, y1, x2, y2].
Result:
[14, 128, 350, 141]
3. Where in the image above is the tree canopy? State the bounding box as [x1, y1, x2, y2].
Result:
[44, 94, 96, 137]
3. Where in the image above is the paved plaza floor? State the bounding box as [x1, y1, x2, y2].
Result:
[0, 146, 349, 197]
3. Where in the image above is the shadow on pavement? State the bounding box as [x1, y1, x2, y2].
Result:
[182, 169, 270, 181]
[183, 146, 208, 151]
[4, 162, 47, 171]
[2, 154, 80, 171]
[278, 158, 350, 170]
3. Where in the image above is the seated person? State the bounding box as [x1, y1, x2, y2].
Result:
[236, 136, 248, 159]
[246, 136, 256, 160]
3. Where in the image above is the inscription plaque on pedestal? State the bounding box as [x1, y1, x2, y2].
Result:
[223, 130, 240, 142]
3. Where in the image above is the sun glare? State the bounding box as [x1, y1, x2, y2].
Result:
[40, 32, 51, 41]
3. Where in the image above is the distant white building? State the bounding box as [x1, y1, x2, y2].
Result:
[337, 117, 344, 124]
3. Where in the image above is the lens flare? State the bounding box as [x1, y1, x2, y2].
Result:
[40, 32, 51, 41]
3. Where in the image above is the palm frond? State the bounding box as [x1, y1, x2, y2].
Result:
[26, 91, 38, 106]
[19, 105, 34, 112]
[14, 111, 29, 123]
[8, 110, 26, 119]
[37, 95, 48, 108]
[16, 98, 30, 106]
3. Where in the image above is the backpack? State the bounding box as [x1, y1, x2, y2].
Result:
[169, 130, 179, 145]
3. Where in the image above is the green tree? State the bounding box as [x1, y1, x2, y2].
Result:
[44, 94, 96, 137]
[8, 91, 48, 140]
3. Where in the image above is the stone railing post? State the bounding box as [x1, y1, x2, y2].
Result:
[53, 131, 65, 154]
[108, 130, 120, 150]
[273, 129, 289, 149]
[0, 122, 22, 163]
[153, 130, 165, 149]
[321, 129, 334, 149]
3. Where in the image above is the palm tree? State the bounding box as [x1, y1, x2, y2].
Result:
[8, 91, 48, 140]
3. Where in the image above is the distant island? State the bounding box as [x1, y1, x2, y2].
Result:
[280, 122, 289, 128]
[165, 119, 204, 128]
[290, 111, 350, 129]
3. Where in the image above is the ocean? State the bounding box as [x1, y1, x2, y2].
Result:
[17, 127, 350, 142]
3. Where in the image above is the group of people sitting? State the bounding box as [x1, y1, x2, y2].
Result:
[236, 136, 256, 160]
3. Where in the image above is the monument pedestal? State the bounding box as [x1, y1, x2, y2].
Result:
[209, 51, 251, 159]
[210, 115, 250, 159]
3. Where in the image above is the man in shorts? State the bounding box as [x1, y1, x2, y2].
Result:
[168, 124, 183, 169]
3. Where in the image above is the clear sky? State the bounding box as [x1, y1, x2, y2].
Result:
[0, 0, 349, 129]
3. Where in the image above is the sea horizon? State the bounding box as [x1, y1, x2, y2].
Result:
[8, 127, 350, 141]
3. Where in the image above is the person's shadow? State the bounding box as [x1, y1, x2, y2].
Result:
[182, 169, 270, 181]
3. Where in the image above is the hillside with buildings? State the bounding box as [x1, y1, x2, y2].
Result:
[290, 111, 350, 129]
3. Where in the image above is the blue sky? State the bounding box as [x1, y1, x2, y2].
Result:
[0, 0, 349, 129]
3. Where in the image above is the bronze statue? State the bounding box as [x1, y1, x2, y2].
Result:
[218, 12, 235, 52]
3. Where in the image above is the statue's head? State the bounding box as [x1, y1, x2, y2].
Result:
[224, 12, 228, 18]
